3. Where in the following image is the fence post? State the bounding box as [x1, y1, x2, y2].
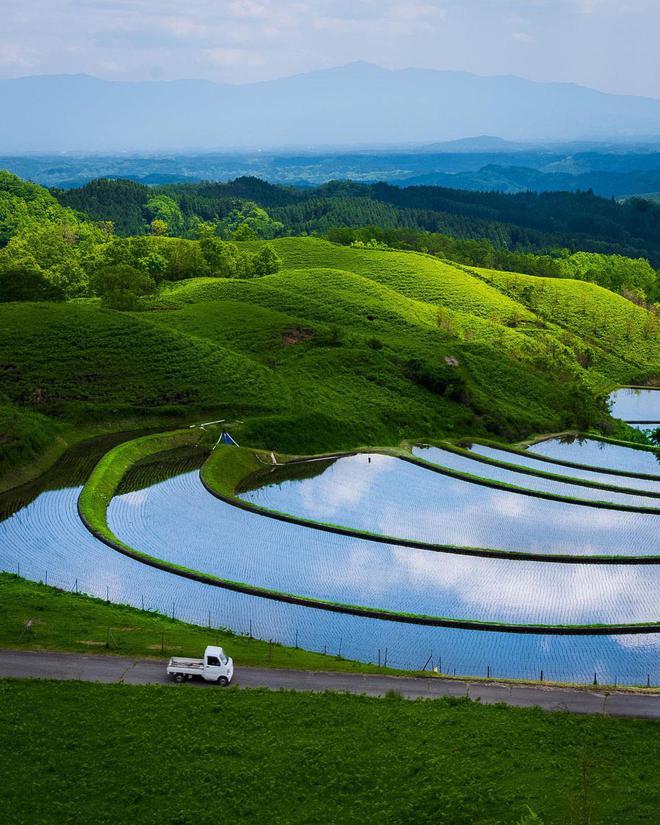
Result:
[384, 648, 388, 668]
[106, 585, 109, 603]
[338, 637, 342, 658]
[295, 628, 298, 649]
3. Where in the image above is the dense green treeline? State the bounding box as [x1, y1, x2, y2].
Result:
[0, 172, 282, 307]
[51, 175, 660, 302]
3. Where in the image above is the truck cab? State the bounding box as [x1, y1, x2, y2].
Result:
[167, 645, 234, 685]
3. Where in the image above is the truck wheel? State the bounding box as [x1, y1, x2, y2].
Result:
[174, 673, 184, 683]
[216, 676, 229, 687]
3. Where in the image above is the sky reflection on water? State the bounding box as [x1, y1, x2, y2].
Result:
[412, 445, 656, 508]
[101, 468, 660, 625]
[467, 443, 660, 494]
[609, 388, 660, 422]
[529, 437, 660, 475]
[1, 478, 659, 684]
[241, 453, 658, 557]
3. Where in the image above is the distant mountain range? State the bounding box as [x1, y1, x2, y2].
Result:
[3, 63, 660, 153]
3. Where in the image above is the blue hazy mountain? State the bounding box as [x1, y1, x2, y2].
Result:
[3, 63, 660, 152]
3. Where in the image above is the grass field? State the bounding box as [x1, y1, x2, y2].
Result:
[0, 573, 389, 674]
[1, 679, 659, 825]
[1, 236, 657, 484]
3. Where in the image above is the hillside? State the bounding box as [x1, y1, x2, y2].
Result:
[1, 173, 658, 482]
[3, 236, 653, 463]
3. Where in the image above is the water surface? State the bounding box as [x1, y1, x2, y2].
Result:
[412, 445, 656, 508]
[529, 437, 660, 476]
[467, 443, 660, 494]
[240, 453, 658, 557]
[609, 388, 660, 422]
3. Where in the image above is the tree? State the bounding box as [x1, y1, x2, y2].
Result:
[138, 251, 168, 279]
[199, 237, 241, 278]
[0, 263, 64, 302]
[250, 245, 282, 277]
[232, 222, 257, 241]
[145, 195, 184, 236]
[92, 264, 155, 310]
[150, 219, 168, 236]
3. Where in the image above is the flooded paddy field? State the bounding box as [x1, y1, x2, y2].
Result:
[1, 387, 658, 686]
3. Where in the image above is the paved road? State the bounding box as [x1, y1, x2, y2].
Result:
[1, 650, 659, 719]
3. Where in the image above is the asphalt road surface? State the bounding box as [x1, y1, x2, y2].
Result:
[1, 649, 659, 719]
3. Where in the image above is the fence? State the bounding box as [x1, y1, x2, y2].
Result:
[5, 560, 658, 689]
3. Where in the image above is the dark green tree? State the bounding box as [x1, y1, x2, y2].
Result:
[251, 245, 282, 277]
[92, 264, 155, 310]
[0, 263, 64, 303]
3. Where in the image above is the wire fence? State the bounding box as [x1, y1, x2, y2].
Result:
[5, 560, 659, 689]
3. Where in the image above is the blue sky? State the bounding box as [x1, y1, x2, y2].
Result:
[0, 0, 657, 97]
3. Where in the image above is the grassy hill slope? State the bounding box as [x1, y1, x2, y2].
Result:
[1, 236, 657, 479]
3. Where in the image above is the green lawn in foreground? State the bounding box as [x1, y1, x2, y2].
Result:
[1, 679, 658, 825]
[0, 573, 387, 674]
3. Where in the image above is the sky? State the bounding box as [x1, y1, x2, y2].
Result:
[0, 0, 658, 98]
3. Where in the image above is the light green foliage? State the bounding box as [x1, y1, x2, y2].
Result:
[219, 201, 285, 239]
[0, 173, 108, 298]
[1, 679, 658, 825]
[145, 194, 184, 236]
[251, 244, 282, 277]
[0, 302, 283, 421]
[472, 266, 660, 370]
[557, 251, 658, 301]
[0, 400, 61, 476]
[199, 236, 245, 277]
[241, 237, 537, 320]
[1, 189, 658, 465]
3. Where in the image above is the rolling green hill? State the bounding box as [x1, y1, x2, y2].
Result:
[1, 233, 658, 483]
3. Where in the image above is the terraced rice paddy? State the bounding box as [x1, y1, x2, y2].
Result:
[242, 453, 658, 557]
[466, 442, 660, 493]
[0, 390, 658, 685]
[610, 388, 660, 423]
[412, 445, 659, 508]
[529, 437, 660, 476]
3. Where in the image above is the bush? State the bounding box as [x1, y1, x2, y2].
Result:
[92, 264, 155, 310]
[405, 358, 466, 401]
[0, 263, 64, 303]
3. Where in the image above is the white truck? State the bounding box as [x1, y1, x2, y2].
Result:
[167, 646, 234, 685]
